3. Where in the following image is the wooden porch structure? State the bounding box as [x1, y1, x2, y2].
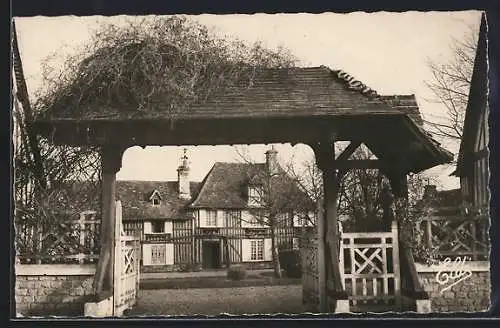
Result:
[30, 65, 453, 314]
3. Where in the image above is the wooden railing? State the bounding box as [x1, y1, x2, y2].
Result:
[143, 233, 172, 243]
[17, 211, 101, 264]
[420, 214, 489, 261]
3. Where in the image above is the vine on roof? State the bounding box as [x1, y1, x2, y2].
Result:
[35, 16, 298, 119]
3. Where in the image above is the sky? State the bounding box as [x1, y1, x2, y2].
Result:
[14, 11, 482, 190]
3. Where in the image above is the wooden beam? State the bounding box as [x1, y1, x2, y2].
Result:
[311, 137, 347, 313]
[336, 141, 362, 162]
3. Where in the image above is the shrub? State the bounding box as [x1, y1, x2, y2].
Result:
[227, 265, 247, 281]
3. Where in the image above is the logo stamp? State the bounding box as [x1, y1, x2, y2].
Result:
[435, 256, 473, 294]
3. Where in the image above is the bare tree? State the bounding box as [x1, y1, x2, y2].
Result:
[13, 22, 102, 266]
[424, 23, 478, 144]
[288, 144, 438, 261]
[234, 146, 315, 278]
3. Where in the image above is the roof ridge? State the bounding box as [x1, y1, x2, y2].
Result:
[320, 65, 382, 100]
[213, 162, 266, 168]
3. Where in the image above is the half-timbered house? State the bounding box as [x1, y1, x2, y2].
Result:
[452, 12, 489, 213]
[120, 147, 316, 271]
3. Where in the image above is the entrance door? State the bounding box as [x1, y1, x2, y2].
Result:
[202, 241, 221, 269]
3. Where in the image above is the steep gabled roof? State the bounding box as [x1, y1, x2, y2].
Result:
[190, 162, 314, 211]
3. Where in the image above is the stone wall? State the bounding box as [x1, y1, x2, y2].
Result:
[15, 264, 95, 317]
[416, 261, 490, 312]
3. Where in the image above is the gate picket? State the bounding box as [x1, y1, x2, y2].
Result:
[113, 200, 140, 316]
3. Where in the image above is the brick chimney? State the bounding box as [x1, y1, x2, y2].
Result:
[265, 145, 279, 175]
[177, 148, 190, 200]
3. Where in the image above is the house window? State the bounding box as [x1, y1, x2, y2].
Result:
[206, 210, 217, 226]
[151, 221, 164, 233]
[296, 214, 312, 227]
[250, 239, 264, 261]
[151, 245, 166, 265]
[224, 210, 241, 227]
[248, 185, 264, 207]
[296, 215, 304, 226]
[150, 189, 162, 206]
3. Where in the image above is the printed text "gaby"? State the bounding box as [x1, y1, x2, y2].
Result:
[435, 256, 473, 294]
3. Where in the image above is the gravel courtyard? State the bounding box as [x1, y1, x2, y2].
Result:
[128, 285, 305, 316]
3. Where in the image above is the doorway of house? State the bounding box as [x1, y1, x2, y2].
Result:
[202, 240, 221, 269]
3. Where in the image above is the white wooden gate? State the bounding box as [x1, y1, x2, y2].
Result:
[339, 221, 401, 311]
[113, 200, 140, 316]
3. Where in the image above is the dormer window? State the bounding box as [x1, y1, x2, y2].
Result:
[248, 185, 264, 207]
[149, 189, 162, 206]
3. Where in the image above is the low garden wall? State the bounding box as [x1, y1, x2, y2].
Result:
[141, 264, 182, 273]
[15, 264, 96, 317]
[415, 261, 490, 312]
[141, 262, 273, 273]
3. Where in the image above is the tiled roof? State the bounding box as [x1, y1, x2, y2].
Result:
[379, 95, 424, 126]
[37, 66, 405, 121]
[117, 180, 201, 221]
[190, 162, 314, 211]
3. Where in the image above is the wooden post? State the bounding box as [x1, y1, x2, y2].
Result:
[36, 224, 42, 264]
[93, 145, 124, 299]
[391, 220, 402, 310]
[79, 212, 86, 264]
[113, 200, 122, 316]
[223, 237, 231, 267]
[388, 172, 406, 311]
[471, 221, 477, 261]
[426, 219, 433, 251]
[311, 138, 346, 313]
